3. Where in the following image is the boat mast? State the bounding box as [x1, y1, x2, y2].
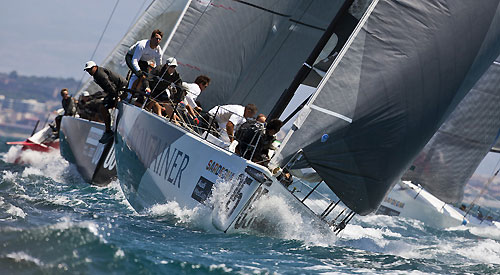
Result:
[268, 0, 355, 120]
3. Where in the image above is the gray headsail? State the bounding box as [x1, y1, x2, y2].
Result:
[164, 0, 347, 114]
[403, 55, 500, 203]
[81, 0, 191, 93]
[276, 0, 500, 215]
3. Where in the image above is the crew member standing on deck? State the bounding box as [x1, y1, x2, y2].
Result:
[208, 104, 257, 143]
[84, 61, 127, 144]
[126, 29, 163, 89]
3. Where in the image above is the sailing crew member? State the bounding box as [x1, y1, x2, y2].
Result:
[208, 104, 257, 143]
[182, 75, 211, 117]
[256, 114, 266, 123]
[143, 57, 183, 119]
[84, 61, 127, 144]
[53, 88, 77, 133]
[130, 60, 156, 107]
[126, 29, 163, 90]
[237, 118, 283, 165]
[77, 91, 103, 122]
[147, 57, 182, 102]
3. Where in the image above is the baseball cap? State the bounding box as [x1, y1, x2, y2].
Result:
[84, 61, 97, 70]
[166, 57, 178, 67]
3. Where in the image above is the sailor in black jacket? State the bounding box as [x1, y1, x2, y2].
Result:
[84, 61, 127, 143]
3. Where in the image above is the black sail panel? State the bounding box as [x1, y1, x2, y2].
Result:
[277, 0, 500, 215]
[164, 0, 347, 114]
[403, 56, 500, 203]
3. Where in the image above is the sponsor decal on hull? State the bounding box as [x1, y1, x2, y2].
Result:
[149, 145, 190, 189]
[206, 160, 235, 181]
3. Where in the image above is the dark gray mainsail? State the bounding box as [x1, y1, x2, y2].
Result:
[403, 56, 500, 203]
[275, 0, 500, 215]
[163, 0, 347, 114]
[81, 0, 191, 93]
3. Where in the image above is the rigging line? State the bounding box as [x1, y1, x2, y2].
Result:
[232, 0, 325, 30]
[172, 0, 213, 58]
[149, 0, 211, 95]
[289, 19, 326, 31]
[135, 0, 185, 96]
[77, 0, 120, 92]
[240, 0, 315, 104]
[89, 0, 120, 62]
[126, 0, 150, 32]
[465, 162, 500, 216]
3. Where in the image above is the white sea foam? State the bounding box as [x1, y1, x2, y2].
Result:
[18, 149, 69, 182]
[2, 146, 22, 163]
[251, 194, 339, 246]
[468, 223, 500, 240]
[147, 201, 215, 231]
[455, 238, 500, 264]
[209, 263, 233, 273]
[5, 251, 43, 266]
[2, 170, 18, 181]
[48, 216, 105, 243]
[114, 248, 125, 259]
[6, 204, 27, 219]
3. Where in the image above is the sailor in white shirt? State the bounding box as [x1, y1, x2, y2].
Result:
[182, 75, 211, 117]
[126, 29, 164, 89]
[208, 104, 258, 143]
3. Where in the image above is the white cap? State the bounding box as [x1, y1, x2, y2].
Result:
[166, 57, 178, 67]
[82, 91, 90, 97]
[84, 61, 96, 70]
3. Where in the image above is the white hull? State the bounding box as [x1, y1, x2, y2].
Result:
[115, 103, 334, 235]
[377, 181, 497, 229]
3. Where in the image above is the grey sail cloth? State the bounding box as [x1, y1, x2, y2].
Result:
[276, 0, 500, 215]
[403, 56, 500, 204]
[163, 0, 346, 114]
[80, 0, 190, 94]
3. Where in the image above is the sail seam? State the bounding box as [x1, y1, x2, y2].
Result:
[163, 0, 193, 53]
[233, 0, 326, 31]
[233, 0, 291, 17]
[308, 0, 379, 106]
[310, 105, 352, 123]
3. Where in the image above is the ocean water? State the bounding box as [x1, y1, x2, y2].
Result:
[1, 136, 500, 274]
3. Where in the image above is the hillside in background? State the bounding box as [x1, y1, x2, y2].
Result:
[0, 71, 80, 102]
[0, 71, 81, 138]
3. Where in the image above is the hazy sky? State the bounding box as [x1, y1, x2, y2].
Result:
[0, 0, 152, 80]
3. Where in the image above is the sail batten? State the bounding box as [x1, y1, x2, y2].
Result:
[276, 0, 500, 215]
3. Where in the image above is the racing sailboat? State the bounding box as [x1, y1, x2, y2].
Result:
[6, 114, 61, 164]
[100, 0, 500, 234]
